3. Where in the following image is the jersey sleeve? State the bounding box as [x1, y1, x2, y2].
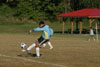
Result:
[49, 28, 54, 35]
[32, 27, 45, 31]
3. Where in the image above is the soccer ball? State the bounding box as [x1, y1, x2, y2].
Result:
[20, 42, 26, 49]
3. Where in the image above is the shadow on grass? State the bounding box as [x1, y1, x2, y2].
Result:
[17, 53, 42, 57]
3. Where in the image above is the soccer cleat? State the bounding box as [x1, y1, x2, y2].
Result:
[49, 46, 53, 49]
[21, 49, 30, 54]
[21, 49, 26, 52]
[35, 56, 40, 58]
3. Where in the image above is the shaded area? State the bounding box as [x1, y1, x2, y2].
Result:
[17, 53, 42, 57]
[54, 29, 100, 34]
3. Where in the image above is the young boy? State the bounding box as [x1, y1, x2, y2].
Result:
[23, 21, 53, 58]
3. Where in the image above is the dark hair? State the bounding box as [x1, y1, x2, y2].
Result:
[39, 21, 45, 25]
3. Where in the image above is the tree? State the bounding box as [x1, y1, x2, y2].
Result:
[70, 0, 100, 11]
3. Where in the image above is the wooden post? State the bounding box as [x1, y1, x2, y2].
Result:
[95, 23, 98, 42]
[62, 21, 65, 34]
[89, 19, 92, 28]
[80, 21, 82, 34]
[89, 19, 94, 28]
[71, 21, 74, 34]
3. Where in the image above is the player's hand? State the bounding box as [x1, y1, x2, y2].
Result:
[28, 30, 32, 34]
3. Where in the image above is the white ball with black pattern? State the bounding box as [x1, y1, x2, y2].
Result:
[20, 42, 26, 49]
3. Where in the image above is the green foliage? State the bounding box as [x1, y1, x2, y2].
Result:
[16, 0, 33, 18]
[0, 4, 14, 17]
[0, 0, 100, 22]
[71, 0, 100, 10]
[0, 0, 66, 21]
[80, 0, 100, 8]
[44, 0, 65, 20]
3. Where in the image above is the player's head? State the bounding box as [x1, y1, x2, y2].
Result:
[39, 21, 45, 27]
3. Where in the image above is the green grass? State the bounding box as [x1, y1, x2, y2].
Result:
[0, 23, 37, 33]
[0, 22, 91, 34]
[0, 23, 64, 33]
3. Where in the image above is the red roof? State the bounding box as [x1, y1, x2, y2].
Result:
[57, 8, 100, 18]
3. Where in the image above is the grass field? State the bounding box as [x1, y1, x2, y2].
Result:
[0, 33, 100, 67]
[0, 22, 91, 34]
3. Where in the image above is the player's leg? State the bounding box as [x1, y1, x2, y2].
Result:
[27, 43, 36, 51]
[35, 36, 47, 57]
[21, 43, 36, 53]
[35, 38, 49, 57]
[35, 41, 40, 58]
[26, 36, 42, 52]
[48, 41, 53, 49]
[26, 41, 40, 58]
[35, 39, 49, 57]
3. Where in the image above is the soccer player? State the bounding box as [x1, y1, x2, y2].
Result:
[23, 21, 53, 58]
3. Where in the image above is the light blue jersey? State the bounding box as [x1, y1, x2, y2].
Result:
[32, 25, 53, 40]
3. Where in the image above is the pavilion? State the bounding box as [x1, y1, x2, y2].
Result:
[57, 8, 100, 34]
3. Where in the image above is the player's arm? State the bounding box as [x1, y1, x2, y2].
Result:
[29, 27, 45, 34]
[32, 27, 45, 31]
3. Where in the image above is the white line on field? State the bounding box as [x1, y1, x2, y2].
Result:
[0, 54, 67, 67]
